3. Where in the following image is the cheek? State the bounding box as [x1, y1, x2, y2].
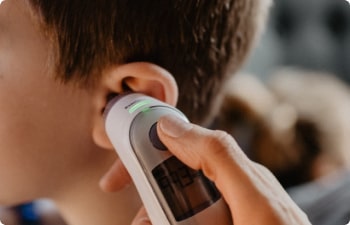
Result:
[0, 76, 94, 204]
[0, 0, 97, 204]
[0, 90, 50, 203]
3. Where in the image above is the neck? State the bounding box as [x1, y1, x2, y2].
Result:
[56, 185, 141, 225]
[52, 153, 141, 225]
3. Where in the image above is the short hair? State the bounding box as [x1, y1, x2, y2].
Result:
[29, 0, 270, 124]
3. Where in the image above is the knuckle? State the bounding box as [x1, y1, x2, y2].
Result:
[254, 162, 275, 177]
[203, 129, 248, 163]
[206, 130, 233, 150]
[199, 130, 235, 180]
[202, 130, 236, 159]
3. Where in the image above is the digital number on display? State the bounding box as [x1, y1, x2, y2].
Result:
[152, 156, 221, 221]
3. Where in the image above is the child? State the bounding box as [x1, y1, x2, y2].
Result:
[0, 0, 310, 225]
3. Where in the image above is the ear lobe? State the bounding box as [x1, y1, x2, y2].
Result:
[92, 62, 179, 150]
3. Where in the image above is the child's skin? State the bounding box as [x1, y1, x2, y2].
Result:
[0, 1, 311, 225]
[0, 1, 141, 224]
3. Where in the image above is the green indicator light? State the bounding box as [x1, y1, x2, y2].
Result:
[129, 100, 152, 113]
[142, 107, 151, 113]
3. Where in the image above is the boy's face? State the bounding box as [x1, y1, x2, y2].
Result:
[0, 0, 100, 205]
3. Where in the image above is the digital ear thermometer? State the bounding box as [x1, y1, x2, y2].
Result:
[104, 93, 232, 225]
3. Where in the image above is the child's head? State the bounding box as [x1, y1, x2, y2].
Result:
[29, 0, 270, 124]
[0, 0, 270, 218]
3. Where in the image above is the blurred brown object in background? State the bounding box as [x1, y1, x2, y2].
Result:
[212, 69, 350, 188]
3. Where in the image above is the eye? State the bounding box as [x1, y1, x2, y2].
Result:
[274, 7, 296, 39]
[325, 6, 349, 39]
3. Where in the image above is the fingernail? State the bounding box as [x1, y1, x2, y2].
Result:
[159, 115, 192, 138]
[99, 175, 108, 189]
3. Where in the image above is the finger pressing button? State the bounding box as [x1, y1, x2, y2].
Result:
[149, 122, 168, 151]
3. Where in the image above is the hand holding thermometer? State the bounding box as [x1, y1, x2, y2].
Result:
[104, 93, 233, 225]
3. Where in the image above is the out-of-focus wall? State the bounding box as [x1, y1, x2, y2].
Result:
[243, 0, 350, 82]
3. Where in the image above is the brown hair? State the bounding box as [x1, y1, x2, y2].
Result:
[29, 0, 270, 124]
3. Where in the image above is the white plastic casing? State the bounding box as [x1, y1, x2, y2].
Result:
[104, 93, 232, 225]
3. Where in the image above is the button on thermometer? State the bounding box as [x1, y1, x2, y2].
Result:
[104, 93, 232, 225]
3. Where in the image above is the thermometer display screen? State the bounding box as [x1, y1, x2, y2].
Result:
[152, 156, 221, 221]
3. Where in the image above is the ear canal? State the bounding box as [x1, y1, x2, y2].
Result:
[102, 78, 133, 114]
[106, 93, 119, 102]
[121, 78, 133, 92]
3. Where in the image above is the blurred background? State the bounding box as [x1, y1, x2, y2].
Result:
[244, 0, 350, 82]
[2, 0, 350, 224]
[215, 0, 350, 224]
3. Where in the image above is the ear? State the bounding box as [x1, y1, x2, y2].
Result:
[92, 62, 178, 149]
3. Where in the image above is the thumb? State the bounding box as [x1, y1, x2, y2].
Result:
[157, 114, 249, 181]
[157, 114, 262, 208]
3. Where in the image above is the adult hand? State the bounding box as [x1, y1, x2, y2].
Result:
[100, 115, 311, 225]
